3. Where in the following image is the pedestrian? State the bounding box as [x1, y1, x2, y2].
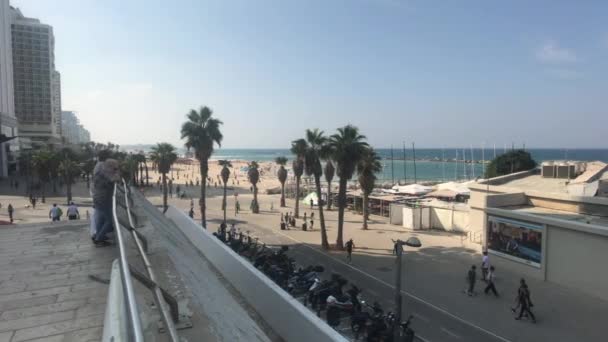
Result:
[229, 223, 236, 240]
[310, 198, 314, 209]
[345, 239, 355, 263]
[481, 251, 490, 282]
[270, 202, 274, 211]
[310, 219, 314, 230]
[513, 279, 536, 323]
[93, 159, 120, 247]
[7, 204, 14, 223]
[280, 213, 284, 223]
[484, 266, 499, 297]
[49, 203, 62, 222]
[67, 202, 80, 220]
[235, 200, 240, 215]
[311, 211, 314, 221]
[31, 197, 37, 209]
[188, 207, 194, 218]
[304, 212, 307, 223]
[466, 265, 477, 296]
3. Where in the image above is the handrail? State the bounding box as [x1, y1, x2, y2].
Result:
[112, 182, 145, 342]
[120, 181, 180, 341]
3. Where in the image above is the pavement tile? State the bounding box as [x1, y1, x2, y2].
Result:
[11, 314, 104, 342]
[0, 311, 74, 334]
[0, 286, 71, 304]
[0, 300, 86, 321]
[0, 295, 57, 312]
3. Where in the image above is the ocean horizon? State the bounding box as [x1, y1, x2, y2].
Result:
[122, 146, 608, 182]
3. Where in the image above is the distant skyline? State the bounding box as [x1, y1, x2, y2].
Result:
[11, 0, 608, 148]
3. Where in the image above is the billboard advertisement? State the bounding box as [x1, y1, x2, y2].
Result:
[487, 216, 542, 267]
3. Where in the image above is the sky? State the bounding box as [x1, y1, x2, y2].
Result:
[10, 0, 608, 148]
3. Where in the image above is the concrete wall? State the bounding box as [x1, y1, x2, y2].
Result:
[165, 206, 347, 342]
[389, 203, 405, 225]
[546, 225, 608, 301]
[486, 192, 527, 208]
[429, 207, 469, 232]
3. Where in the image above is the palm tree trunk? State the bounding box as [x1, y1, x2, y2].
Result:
[295, 176, 301, 218]
[145, 163, 149, 186]
[362, 193, 368, 229]
[66, 176, 72, 204]
[139, 163, 144, 187]
[326, 180, 332, 210]
[200, 159, 208, 228]
[253, 185, 259, 213]
[162, 172, 168, 213]
[280, 182, 285, 207]
[315, 175, 329, 249]
[222, 182, 227, 223]
[336, 177, 347, 249]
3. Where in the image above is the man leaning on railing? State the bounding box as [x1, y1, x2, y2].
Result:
[92, 159, 121, 247]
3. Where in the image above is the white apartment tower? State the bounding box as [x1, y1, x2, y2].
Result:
[0, 0, 18, 177]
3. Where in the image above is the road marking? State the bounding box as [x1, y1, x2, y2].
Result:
[270, 228, 512, 342]
[414, 313, 431, 323]
[441, 327, 461, 339]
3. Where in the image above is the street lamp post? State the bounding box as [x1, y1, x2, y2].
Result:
[393, 237, 422, 341]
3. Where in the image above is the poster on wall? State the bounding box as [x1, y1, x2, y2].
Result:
[487, 216, 542, 267]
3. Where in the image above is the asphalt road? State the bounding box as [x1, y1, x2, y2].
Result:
[238, 221, 512, 342]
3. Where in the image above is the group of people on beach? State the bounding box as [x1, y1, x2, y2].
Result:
[280, 211, 315, 231]
[466, 251, 537, 323]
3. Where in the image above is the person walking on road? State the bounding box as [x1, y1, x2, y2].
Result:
[49, 204, 62, 222]
[481, 251, 490, 282]
[514, 279, 536, 323]
[67, 202, 80, 220]
[466, 265, 477, 296]
[484, 266, 499, 297]
[7, 204, 14, 223]
[345, 239, 355, 263]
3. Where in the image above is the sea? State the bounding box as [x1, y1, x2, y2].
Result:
[126, 145, 608, 182]
[210, 148, 608, 183]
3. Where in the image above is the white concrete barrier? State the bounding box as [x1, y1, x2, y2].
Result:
[102, 260, 128, 342]
[165, 206, 347, 342]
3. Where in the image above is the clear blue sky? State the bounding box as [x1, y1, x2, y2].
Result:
[11, 0, 608, 148]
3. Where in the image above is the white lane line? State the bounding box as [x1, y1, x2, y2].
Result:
[270, 228, 511, 342]
[415, 313, 431, 323]
[441, 327, 461, 339]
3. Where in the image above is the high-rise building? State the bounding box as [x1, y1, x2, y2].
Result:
[51, 70, 61, 136]
[10, 6, 60, 146]
[0, 0, 18, 177]
[61, 110, 90, 144]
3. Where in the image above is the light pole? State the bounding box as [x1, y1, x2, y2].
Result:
[393, 236, 422, 341]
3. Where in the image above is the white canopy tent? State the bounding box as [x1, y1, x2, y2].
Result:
[391, 184, 433, 195]
[436, 181, 472, 195]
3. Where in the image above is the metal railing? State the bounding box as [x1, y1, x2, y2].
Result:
[112, 179, 180, 342]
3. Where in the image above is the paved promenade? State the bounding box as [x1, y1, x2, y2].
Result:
[0, 221, 114, 342]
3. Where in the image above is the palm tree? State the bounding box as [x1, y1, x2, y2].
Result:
[357, 148, 382, 230]
[218, 160, 232, 223]
[248, 161, 260, 213]
[290, 139, 307, 218]
[180, 106, 223, 228]
[324, 160, 335, 210]
[304, 129, 329, 249]
[329, 125, 369, 249]
[149, 143, 178, 213]
[82, 159, 96, 189]
[32, 149, 54, 203]
[57, 148, 80, 204]
[275, 157, 288, 207]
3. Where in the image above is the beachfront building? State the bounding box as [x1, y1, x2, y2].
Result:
[10, 6, 61, 147]
[468, 161, 608, 300]
[61, 110, 90, 145]
[51, 70, 61, 135]
[0, 0, 17, 177]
